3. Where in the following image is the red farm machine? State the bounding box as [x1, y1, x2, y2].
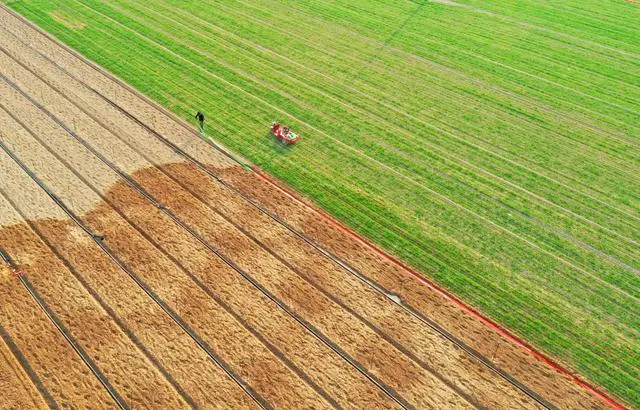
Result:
[271, 122, 300, 144]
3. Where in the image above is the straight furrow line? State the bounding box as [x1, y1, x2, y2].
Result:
[0, 218, 128, 410]
[2, 0, 638, 405]
[0, 285, 59, 410]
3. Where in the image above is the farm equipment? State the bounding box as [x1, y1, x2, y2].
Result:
[271, 122, 299, 144]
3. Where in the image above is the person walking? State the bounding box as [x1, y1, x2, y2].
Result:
[195, 111, 205, 133]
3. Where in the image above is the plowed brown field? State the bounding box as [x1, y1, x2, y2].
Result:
[0, 5, 612, 409]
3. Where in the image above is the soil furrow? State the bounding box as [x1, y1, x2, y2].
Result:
[0, 139, 190, 409]
[0, 202, 117, 409]
[0, 319, 52, 409]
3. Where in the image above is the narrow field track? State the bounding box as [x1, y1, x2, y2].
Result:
[0, 3, 632, 409]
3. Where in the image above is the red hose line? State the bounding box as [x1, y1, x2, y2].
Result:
[251, 166, 626, 410]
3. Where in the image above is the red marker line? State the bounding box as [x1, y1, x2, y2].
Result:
[251, 167, 626, 410]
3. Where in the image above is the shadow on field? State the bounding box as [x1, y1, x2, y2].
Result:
[267, 131, 297, 154]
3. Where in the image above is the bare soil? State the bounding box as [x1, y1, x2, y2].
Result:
[0, 213, 116, 409]
[0, 273, 50, 410]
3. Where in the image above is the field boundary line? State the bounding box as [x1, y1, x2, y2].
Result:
[0, 4, 626, 408]
[252, 166, 627, 410]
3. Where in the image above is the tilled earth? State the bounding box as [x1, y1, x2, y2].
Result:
[0, 6, 611, 409]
